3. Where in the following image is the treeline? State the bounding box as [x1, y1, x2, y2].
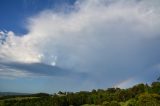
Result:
[0, 93, 50, 100]
[0, 82, 160, 106]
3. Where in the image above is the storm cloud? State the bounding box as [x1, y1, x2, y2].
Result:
[1, 0, 160, 91]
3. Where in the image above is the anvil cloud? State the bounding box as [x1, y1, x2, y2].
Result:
[0, 0, 160, 92]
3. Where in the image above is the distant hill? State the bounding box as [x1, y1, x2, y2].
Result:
[0, 92, 30, 96]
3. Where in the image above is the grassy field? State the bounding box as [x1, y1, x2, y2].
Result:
[2, 96, 39, 101]
[0, 96, 40, 106]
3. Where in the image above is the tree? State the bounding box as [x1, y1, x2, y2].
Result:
[151, 82, 160, 94]
[137, 93, 160, 106]
[129, 84, 145, 97]
[157, 76, 160, 81]
[110, 101, 120, 106]
[102, 101, 110, 106]
[127, 99, 137, 106]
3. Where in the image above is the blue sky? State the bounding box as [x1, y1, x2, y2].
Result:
[0, 0, 76, 34]
[0, 0, 160, 93]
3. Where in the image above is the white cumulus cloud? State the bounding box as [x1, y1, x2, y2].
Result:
[0, 0, 160, 88]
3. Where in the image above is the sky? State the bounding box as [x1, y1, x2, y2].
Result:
[0, 0, 160, 93]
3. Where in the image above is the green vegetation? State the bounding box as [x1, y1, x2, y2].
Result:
[0, 82, 160, 106]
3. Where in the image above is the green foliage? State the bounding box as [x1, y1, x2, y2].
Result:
[102, 101, 110, 106]
[0, 82, 160, 106]
[126, 99, 137, 106]
[137, 93, 160, 106]
[151, 82, 160, 94]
